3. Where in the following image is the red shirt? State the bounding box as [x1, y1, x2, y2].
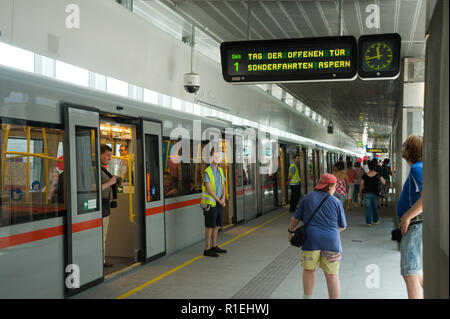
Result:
[347, 169, 356, 184]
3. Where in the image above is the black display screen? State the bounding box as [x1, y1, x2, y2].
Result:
[358, 33, 401, 79]
[220, 36, 357, 83]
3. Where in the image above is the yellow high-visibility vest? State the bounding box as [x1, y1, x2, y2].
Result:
[201, 165, 225, 207]
[289, 163, 301, 185]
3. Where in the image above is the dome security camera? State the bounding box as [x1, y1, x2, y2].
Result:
[184, 73, 200, 94]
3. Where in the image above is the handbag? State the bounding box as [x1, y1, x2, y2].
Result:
[200, 203, 211, 213]
[290, 194, 330, 248]
[391, 228, 402, 243]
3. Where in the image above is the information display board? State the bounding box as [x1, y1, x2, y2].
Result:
[220, 36, 358, 84]
[366, 148, 388, 153]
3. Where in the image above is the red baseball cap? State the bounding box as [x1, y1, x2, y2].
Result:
[314, 174, 337, 190]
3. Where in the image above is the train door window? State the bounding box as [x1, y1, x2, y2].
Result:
[75, 127, 99, 214]
[145, 134, 160, 202]
[1, 122, 66, 227]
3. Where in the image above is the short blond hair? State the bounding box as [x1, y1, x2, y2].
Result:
[402, 134, 423, 163]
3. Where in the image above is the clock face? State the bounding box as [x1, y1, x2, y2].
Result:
[364, 42, 393, 71]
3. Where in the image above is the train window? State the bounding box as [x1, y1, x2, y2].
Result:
[0, 123, 66, 227]
[162, 138, 204, 198]
[145, 134, 161, 202]
[75, 127, 99, 214]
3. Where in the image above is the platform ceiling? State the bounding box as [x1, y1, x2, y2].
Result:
[157, 0, 427, 147]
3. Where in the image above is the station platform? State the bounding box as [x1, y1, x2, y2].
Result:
[73, 203, 407, 299]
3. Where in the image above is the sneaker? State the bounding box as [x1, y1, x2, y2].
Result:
[103, 262, 114, 267]
[212, 246, 227, 254]
[367, 224, 372, 227]
[203, 249, 219, 257]
[374, 220, 380, 225]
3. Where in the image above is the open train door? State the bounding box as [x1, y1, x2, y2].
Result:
[141, 119, 166, 262]
[64, 104, 103, 295]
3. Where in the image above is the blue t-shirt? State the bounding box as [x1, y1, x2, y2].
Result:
[294, 191, 347, 253]
[204, 166, 223, 199]
[397, 162, 423, 218]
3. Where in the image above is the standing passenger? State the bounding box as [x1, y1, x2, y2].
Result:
[346, 161, 355, 211]
[397, 134, 424, 299]
[201, 149, 227, 257]
[100, 144, 117, 268]
[353, 161, 365, 208]
[333, 161, 348, 207]
[358, 161, 385, 226]
[287, 154, 302, 212]
[381, 158, 392, 206]
[288, 174, 347, 299]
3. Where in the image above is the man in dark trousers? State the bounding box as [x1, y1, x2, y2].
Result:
[201, 148, 227, 257]
[100, 144, 117, 267]
[287, 154, 302, 212]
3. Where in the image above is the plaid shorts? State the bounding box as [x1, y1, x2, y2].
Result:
[301, 250, 342, 275]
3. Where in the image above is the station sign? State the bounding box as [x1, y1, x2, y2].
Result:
[220, 36, 358, 84]
[358, 33, 401, 79]
[366, 148, 388, 153]
[220, 33, 401, 83]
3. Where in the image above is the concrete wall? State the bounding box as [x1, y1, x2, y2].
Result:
[423, 0, 449, 299]
[0, 0, 359, 153]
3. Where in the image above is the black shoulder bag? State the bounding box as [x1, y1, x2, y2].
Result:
[290, 194, 330, 248]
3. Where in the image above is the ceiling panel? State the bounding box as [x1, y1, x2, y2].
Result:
[157, 0, 426, 147]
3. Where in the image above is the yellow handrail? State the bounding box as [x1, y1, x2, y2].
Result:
[26, 127, 30, 203]
[111, 154, 135, 223]
[1, 124, 11, 192]
[4, 152, 63, 162]
[42, 128, 49, 204]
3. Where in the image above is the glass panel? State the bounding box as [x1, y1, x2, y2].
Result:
[75, 127, 99, 214]
[55, 60, 89, 87]
[145, 134, 161, 202]
[162, 138, 204, 198]
[0, 122, 66, 227]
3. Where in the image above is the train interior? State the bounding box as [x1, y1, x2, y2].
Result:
[99, 115, 138, 275]
[0, 123, 66, 227]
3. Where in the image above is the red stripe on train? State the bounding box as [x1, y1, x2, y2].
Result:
[0, 218, 102, 249]
[145, 198, 202, 216]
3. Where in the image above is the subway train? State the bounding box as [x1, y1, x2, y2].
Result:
[0, 65, 354, 298]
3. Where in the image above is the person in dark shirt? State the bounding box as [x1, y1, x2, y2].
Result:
[358, 161, 385, 226]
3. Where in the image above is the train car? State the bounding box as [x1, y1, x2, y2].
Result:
[0, 65, 344, 298]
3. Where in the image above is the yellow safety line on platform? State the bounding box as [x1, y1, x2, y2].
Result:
[116, 210, 289, 299]
[104, 262, 142, 280]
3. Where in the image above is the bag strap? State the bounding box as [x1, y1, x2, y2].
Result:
[304, 194, 330, 228]
[101, 166, 117, 200]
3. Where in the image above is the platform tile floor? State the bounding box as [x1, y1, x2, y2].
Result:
[73, 202, 408, 299]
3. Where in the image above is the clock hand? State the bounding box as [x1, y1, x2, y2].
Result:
[376, 44, 381, 59]
[366, 55, 382, 60]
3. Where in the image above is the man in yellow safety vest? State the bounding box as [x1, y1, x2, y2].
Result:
[287, 154, 302, 212]
[201, 148, 227, 257]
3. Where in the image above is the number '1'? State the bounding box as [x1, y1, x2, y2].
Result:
[234, 62, 239, 71]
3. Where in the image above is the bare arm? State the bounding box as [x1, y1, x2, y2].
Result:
[102, 176, 116, 191]
[399, 192, 423, 235]
[205, 182, 221, 202]
[288, 216, 301, 242]
[359, 179, 365, 197]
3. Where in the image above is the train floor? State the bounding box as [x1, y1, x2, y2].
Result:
[73, 202, 408, 299]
